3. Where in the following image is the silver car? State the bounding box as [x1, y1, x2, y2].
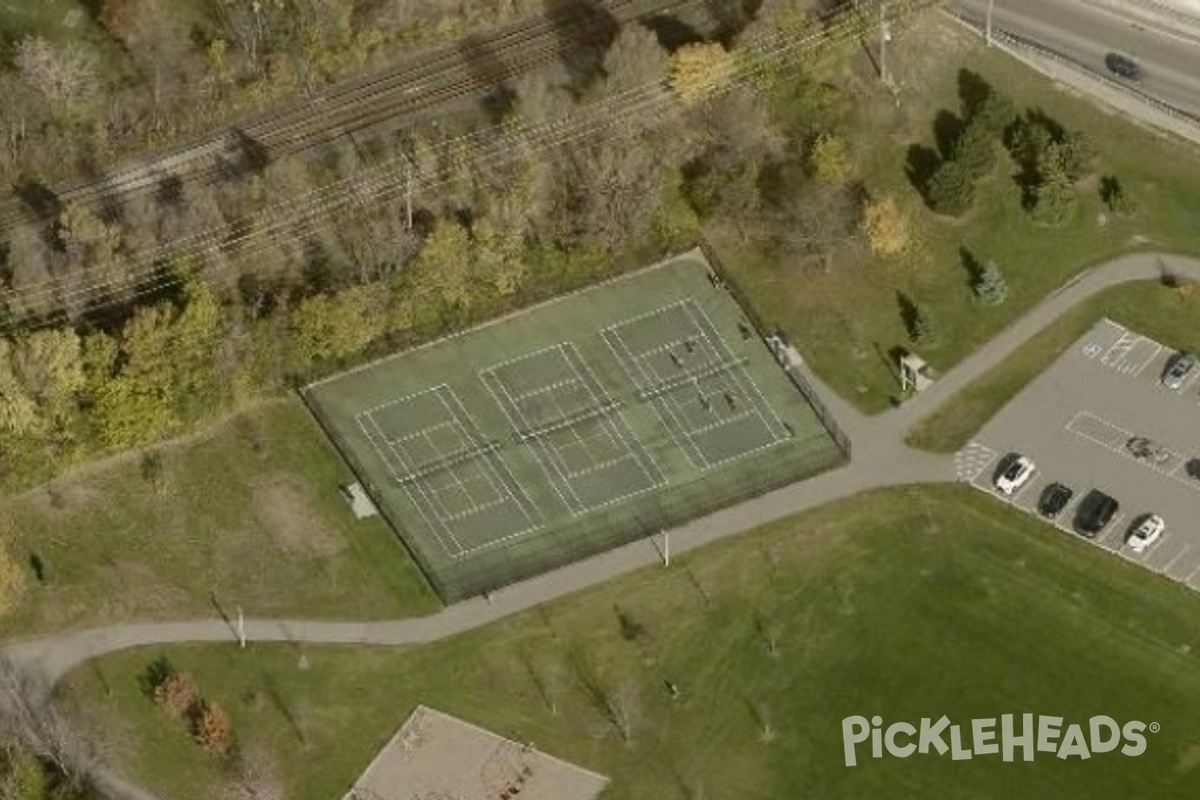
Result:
[1163, 351, 1197, 390]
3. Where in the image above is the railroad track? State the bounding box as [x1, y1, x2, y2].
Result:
[0, 0, 698, 233]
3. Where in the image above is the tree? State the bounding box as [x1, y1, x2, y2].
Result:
[669, 42, 734, 106]
[13, 36, 99, 114]
[973, 260, 1009, 306]
[291, 285, 387, 364]
[1029, 165, 1076, 226]
[222, 747, 283, 800]
[0, 659, 96, 787]
[411, 219, 472, 310]
[10, 330, 85, 424]
[1100, 175, 1137, 217]
[604, 681, 641, 744]
[860, 195, 911, 257]
[952, 120, 996, 180]
[1057, 131, 1098, 182]
[899, 293, 936, 344]
[0, 341, 39, 436]
[807, 132, 852, 184]
[191, 701, 233, 754]
[100, 0, 164, 45]
[601, 24, 668, 96]
[926, 159, 974, 216]
[0, 533, 25, 618]
[972, 90, 1016, 135]
[153, 672, 198, 720]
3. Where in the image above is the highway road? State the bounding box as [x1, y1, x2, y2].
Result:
[954, 0, 1200, 117]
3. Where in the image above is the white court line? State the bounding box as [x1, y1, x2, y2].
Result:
[358, 383, 447, 418]
[437, 388, 542, 529]
[1132, 342, 1162, 377]
[479, 368, 583, 515]
[560, 342, 665, 488]
[603, 326, 709, 469]
[360, 413, 465, 558]
[389, 420, 456, 446]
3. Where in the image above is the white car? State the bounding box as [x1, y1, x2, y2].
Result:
[1127, 514, 1165, 553]
[995, 455, 1036, 495]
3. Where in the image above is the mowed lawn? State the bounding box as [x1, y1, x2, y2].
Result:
[63, 485, 1200, 800]
[0, 400, 436, 637]
[907, 277, 1200, 451]
[718, 13, 1200, 414]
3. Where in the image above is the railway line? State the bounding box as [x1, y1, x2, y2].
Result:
[0, 0, 697, 233]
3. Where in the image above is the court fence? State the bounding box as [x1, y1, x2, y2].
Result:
[699, 241, 853, 462]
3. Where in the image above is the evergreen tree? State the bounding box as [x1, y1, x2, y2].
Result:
[973, 260, 1009, 305]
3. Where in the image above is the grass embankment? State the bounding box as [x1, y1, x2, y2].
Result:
[719, 14, 1200, 414]
[907, 278, 1200, 451]
[0, 400, 437, 637]
[64, 484, 1200, 800]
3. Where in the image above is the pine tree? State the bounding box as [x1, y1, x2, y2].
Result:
[973, 260, 1009, 306]
[927, 159, 974, 216]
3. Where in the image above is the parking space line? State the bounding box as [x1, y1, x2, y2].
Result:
[1101, 333, 1137, 366]
[1098, 513, 1126, 547]
[1132, 343, 1162, 377]
[1178, 365, 1200, 394]
[1185, 562, 1200, 584]
[1156, 544, 1190, 575]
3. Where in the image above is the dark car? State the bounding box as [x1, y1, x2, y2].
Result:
[1105, 53, 1142, 81]
[1074, 489, 1120, 537]
[1038, 483, 1074, 518]
[1186, 458, 1200, 480]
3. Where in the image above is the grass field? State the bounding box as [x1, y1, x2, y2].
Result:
[63, 483, 1200, 800]
[0, 400, 436, 637]
[906, 277, 1200, 452]
[304, 251, 845, 602]
[717, 13, 1200, 414]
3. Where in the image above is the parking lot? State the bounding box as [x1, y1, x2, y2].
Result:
[955, 318, 1200, 588]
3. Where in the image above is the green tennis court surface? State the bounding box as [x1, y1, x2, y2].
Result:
[303, 250, 847, 602]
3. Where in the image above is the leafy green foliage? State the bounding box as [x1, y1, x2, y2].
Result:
[927, 159, 974, 216]
[973, 260, 1009, 306]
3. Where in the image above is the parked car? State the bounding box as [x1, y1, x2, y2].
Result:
[1074, 489, 1119, 537]
[1105, 52, 1142, 81]
[1037, 483, 1074, 518]
[1162, 351, 1197, 390]
[996, 455, 1036, 495]
[1127, 514, 1165, 554]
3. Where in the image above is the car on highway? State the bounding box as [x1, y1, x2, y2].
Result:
[1127, 514, 1165, 554]
[1037, 483, 1074, 519]
[995, 455, 1036, 495]
[1105, 53, 1142, 81]
[1074, 489, 1119, 537]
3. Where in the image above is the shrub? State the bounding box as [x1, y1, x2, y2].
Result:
[153, 671, 199, 720]
[191, 701, 234, 754]
[1029, 169, 1076, 226]
[953, 120, 997, 180]
[973, 261, 1009, 306]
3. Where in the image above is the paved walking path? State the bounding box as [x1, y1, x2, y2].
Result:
[5, 252, 1200, 690]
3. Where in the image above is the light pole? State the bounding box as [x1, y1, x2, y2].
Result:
[986, 0, 995, 47]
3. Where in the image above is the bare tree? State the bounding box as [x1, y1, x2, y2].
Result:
[223, 746, 284, 800]
[13, 36, 100, 114]
[604, 681, 641, 744]
[0, 657, 96, 787]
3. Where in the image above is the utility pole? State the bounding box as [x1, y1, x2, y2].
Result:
[236, 606, 246, 649]
[985, 0, 995, 46]
[662, 531, 670, 567]
[879, 2, 891, 86]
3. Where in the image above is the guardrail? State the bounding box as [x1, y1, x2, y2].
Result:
[943, 8, 1200, 138]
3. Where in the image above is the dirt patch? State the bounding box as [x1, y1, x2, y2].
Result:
[26, 482, 103, 515]
[252, 476, 344, 558]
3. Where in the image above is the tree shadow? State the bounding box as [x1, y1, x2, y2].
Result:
[156, 173, 185, 207]
[905, 143, 940, 199]
[459, 34, 520, 124]
[896, 290, 920, 339]
[216, 129, 271, 181]
[138, 655, 173, 697]
[933, 110, 964, 160]
[14, 178, 62, 224]
[544, 0, 620, 95]
[1025, 107, 1065, 142]
[958, 68, 993, 120]
[959, 246, 985, 285]
[703, 0, 760, 47]
[641, 14, 705, 51]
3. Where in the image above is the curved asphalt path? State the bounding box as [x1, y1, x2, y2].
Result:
[4, 251, 1200, 689]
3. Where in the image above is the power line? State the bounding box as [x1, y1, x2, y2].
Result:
[0, 0, 931, 330]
